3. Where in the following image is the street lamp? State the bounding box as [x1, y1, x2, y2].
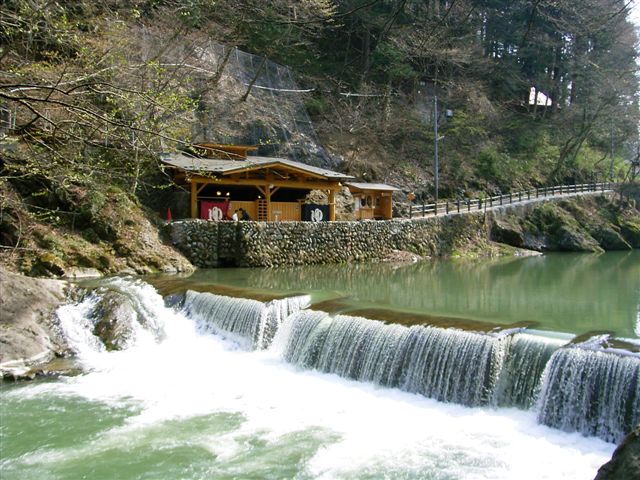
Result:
[434, 95, 452, 204]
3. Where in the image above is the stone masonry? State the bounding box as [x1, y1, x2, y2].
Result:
[166, 214, 489, 268]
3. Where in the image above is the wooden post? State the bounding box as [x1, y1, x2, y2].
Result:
[385, 194, 393, 219]
[266, 187, 272, 221]
[190, 181, 198, 218]
[329, 189, 336, 221]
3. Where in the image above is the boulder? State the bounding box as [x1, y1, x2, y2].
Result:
[490, 216, 525, 247]
[91, 290, 138, 351]
[0, 268, 73, 378]
[594, 427, 640, 480]
[555, 225, 603, 252]
[619, 219, 640, 248]
[164, 293, 186, 309]
[591, 226, 632, 250]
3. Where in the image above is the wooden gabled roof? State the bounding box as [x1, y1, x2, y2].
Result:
[346, 182, 400, 192]
[191, 143, 258, 159]
[160, 152, 354, 181]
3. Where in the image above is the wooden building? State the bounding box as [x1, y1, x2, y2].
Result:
[346, 182, 399, 220]
[161, 144, 355, 221]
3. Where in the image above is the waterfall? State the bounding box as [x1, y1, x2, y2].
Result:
[57, 292, 106, 357]
[281, 311, 507, 407]
[494, 333, 565, 408]
[182, 290, 310, 349]
[537, 346, 640, 443]
[57, 277, 174, 357]
[55, 278, 640, 445]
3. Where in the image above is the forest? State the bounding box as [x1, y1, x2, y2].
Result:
[0, 0, 639, 272]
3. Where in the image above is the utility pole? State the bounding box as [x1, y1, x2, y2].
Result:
[434, 94, 439, 204]
[609, 120, 615, 181]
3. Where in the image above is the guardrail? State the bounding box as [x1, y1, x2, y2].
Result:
[410, 182, 618, 218]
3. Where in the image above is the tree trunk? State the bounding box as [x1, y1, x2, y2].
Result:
[241, 56, 267, 102]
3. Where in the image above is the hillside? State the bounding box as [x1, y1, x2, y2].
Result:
[1, 0, 639, 275]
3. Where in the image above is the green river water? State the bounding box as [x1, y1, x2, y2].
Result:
[1, 251, 638, 479]
[149, 250, 640, 338]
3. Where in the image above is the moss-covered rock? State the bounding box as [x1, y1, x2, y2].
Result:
[0, 181, 194, 277]
[591, 226, 631, 250]
[554, 225, 602, 252]
[489, 194, 640, 252]
[490, 216, 525, 247]
[619, 219, 640, 248]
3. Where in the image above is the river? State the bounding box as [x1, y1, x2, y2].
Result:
[1, 251, 638, 479]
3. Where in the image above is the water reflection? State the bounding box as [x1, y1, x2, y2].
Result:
[148, 251, 640, 338]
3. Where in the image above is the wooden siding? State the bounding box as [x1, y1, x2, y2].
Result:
[228, 201, 301, 221]
[270, 202, 301, 221]
[356, 207, 375, 220]
[229, 201, 257, 220]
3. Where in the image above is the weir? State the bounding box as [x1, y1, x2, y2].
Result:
[494, 333, 566, 408]
[170, 288, 639, 443]
[537, 347, 640, 443]
[182, 290, 310, 349]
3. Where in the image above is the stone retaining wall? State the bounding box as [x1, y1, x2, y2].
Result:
[166, 191, 636, 268]
[166, 214, 489, 268]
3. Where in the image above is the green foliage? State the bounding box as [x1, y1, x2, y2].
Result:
[475, 147, 519, 191]
[371, 42, 418, 85]
[305, 97, 327, 117]
[1, 0, 88, 59]
[526, 202, 578, 234]
[445, 110, 490, 150]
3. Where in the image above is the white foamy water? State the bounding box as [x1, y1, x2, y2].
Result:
[7, 278, 615, 479]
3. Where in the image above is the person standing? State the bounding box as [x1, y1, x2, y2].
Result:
[231, 209, 239, 221]
[239, 208, 252, 221]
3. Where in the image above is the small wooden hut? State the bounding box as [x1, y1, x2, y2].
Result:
[346, 182, 398, 220]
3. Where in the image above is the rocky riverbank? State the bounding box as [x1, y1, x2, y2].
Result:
[0, 268, 169, 380]
[489, 194, 640, 252]
[1, 181, 194, 278]
[0, 268, 75, 379]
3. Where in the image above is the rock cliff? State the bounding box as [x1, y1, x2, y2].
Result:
[489, 194, 640, 252]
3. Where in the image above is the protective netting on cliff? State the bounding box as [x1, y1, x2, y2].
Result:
[190, 42, 337, 169]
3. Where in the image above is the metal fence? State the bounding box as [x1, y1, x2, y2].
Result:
[410, 182, 618, 218]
